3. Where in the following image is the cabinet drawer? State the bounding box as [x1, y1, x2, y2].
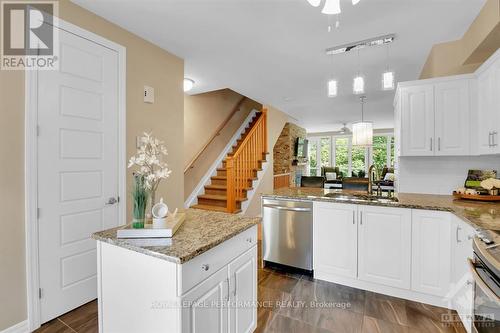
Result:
[178, 225, 257, 296]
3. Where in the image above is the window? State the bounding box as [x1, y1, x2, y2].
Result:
[335, 138, 348, 177]
[372, 136, 388, 176]
[308, 133, 395, 180]
[351, 145, 366, 177]
[308, 139, 318, 176]
[320, 137, 331, 168]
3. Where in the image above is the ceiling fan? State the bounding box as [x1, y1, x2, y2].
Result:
[339, 123, 351, 134]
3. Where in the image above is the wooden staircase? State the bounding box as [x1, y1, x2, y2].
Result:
[192, 109, 268, 213]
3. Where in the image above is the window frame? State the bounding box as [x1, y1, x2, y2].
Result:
[307, 133, 394, 177]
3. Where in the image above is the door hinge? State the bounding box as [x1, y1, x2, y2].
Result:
[39, 288, 43, 299]
[37, 126, 40, 137]
[37, 208, 40, 219]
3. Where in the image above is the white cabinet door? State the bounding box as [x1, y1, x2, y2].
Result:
[228, 246, 257, 333]
[411, 210, 452, 296]
[477, 60, 500, 155]
[401, 85, 435, 156]
[477, 69, 495, 154]
[182, 267, 229, 333]
[313, 202, 357, 278]
[358, 206, 411, 289]
[452, 217, 475, 333]
[434, 80, 470, 156]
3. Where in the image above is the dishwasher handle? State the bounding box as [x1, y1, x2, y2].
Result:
[262, 204, 312, 212]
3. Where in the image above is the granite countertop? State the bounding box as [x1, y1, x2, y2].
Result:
[92, 208, 260, 264]
[262, 188, 500, 231]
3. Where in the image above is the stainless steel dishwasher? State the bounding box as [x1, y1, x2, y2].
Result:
[262, 198, 313, 271]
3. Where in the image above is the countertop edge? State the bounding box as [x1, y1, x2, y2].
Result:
[261, 194, 482, 230]
[92, 221, 259, 264]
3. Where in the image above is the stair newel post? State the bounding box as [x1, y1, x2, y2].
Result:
[262, 108, 268, 155]
[226, 156, 236, 213]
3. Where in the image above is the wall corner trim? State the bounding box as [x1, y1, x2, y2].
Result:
[0, 321, 29, 333]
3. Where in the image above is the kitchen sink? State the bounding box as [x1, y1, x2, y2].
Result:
[323, 193, 399, 204]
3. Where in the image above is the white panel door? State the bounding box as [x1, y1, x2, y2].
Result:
[182, 267, 229, 333]
[358, 206, 411, 289]
[313, 202, 357, 278]
[401, 85, 435, 156]
[411, 210, 452, 296]
[228, 247, 257, 333]
[434, 80, 470, 156]
[38, 28, 120, 322]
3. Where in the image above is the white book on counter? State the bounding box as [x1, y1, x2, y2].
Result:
[117, 212, 185, 238]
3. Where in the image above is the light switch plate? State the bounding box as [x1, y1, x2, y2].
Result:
[144, 85, 154, 104]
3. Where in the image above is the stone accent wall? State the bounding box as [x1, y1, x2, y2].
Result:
[273, 122, 307, 187]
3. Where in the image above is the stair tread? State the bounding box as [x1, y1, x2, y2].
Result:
[198, 194, 248, 202]
[205, 184, 253, 191]
[191, 204, 241, 214]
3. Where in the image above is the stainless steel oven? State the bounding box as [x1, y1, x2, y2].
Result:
[471, 235, 500, 333]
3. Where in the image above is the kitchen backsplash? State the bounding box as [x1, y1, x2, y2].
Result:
[397, 155, 500, 195]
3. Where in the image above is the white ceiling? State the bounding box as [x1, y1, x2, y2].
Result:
[72, 0, 485, 132]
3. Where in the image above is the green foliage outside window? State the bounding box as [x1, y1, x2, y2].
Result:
[335, 138, 348, 177]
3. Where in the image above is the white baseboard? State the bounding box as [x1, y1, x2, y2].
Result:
[0, 321, 29, 333]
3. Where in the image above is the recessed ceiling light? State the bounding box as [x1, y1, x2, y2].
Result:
[352, 0, 361, 5]
[183, 78, 195, 92]
[326, 34, 396, 55]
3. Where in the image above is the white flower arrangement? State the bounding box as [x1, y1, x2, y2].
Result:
[128, 133, 172, 198]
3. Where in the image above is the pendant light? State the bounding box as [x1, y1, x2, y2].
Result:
[353, 50, 365, 94]
[382, 45, 395, 90]
[352, 96, 373, 146]
[322, 0, 341, 14]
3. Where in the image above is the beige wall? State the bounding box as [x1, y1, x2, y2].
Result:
[0, 0, 184, 330]
[184, 90, 261, 199]
[244, 105, 291, 217]
[420, 0, 500, 79]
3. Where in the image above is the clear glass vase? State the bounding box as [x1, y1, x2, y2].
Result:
[132, 218, 145, 229]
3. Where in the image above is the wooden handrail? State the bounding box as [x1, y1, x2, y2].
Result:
[184, 96, 247, 173]
[226, 108, 268, 213]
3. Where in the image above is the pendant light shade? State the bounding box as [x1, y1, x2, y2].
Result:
[382, 71, 395, 90]
[322, 0, 341, 14]
[353, 75, 364, 94]
[352, 121, 373, 146]
[328, 79, 337, 97]
[307, 0, 322, 7]
[352, 96, 372, 146]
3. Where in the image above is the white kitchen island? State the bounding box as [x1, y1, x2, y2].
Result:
[92, 209, 259, 333]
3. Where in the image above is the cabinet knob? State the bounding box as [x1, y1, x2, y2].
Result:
[466, 280, 473, 286]
[246, 238, 253, 243]
[201, 264, 210, 271]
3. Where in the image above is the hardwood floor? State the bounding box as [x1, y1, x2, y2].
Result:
[35, 243, 467, 333]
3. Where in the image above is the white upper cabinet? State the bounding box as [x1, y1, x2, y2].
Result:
[411, 210, 452, 297]
[434, 80, 470, 155]
[476, 55, 500, 155]
[313, 202, 358, 279]
[397, 49, 500, 157]
[398, 78, 471, 157]
[357, 206, 412, 289]
[401, 85, 435, 156]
